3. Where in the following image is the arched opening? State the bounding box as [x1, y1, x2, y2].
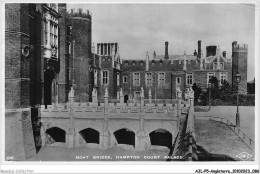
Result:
[79, 128, 100, 144]
[114, 128, 135, 147]
[124, 95, 129, 103]
[45, 127, 66, 143]
[149, 129, 172, 148]
[44, 68, 55, 107]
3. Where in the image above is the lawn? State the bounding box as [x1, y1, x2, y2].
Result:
[195, 119, 254, 161]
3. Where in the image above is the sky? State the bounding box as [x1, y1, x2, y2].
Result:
[67, 3, 255, 81]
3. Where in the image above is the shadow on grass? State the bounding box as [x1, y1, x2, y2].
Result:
[196, 145, 236, 161]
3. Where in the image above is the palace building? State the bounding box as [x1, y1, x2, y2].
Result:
[92, 40, 247, 102]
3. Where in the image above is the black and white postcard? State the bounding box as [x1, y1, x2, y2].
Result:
[1, 1, 259, 174]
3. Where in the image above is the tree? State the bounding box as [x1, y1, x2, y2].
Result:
[209, 76, 220, 100]
[219, 80, 233, 100]
[192, 83, 202, 105]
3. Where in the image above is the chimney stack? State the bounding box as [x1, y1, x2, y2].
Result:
[78, 8, 83, 15]
[164, 41, 169, 60]
[194, 50, 197, 56]
[222, 51, 226, 58]
[206, 46, 217, 57]
[198, 40, 201, 58]
[153, 51, 156, 59]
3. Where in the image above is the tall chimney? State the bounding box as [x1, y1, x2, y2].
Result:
[198, 40, 201, 58]
[164, 41, 169, 60]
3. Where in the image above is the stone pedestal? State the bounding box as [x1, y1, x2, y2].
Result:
[75, 130, 80, 147]
[67, 128, 75, 148]
[120, 96, 124, 104]
[5, 109, 36, 160]
[100, 131, 111, 149]
[141, 97, 144, 106]
[148, 89, 152, 104]
[135, 131, 150, 151]
[40, 125, 46, 147]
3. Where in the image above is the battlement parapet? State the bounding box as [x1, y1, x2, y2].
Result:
[68, 8, 92, 19]
[122, 59, 199, 67]
[233, 44, 248, 52]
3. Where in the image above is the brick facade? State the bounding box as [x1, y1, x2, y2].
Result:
[5, 4, 36, 160]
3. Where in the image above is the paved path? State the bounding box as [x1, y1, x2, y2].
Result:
[195, 106, 255, 140]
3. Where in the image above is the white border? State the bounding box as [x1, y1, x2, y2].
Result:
[1, 0, 260, 173]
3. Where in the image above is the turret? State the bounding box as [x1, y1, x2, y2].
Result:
[232, 41, 248, 94]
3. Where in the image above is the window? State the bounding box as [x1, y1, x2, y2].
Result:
[50, 22, 58, 47]
[69, 68, 71, 81]
[123, 76, 127, 83]
[176, 77, 181, 85]
[213, 62, 217, 70]
[94, 70, 97, 86]
[50, 23, 54, 46]
[220, 72, 227, 86]
[220, 62, 224, 70]
[44, 20, 48, 45]
[54, 25, 58, 46]
[186, 73, 193, 85]
[102, 71, 109, 85]
[146, 73, 152, 86]
[49, 22, 58, 58]
[213, 62, 224, 70]
[158, 72, 165, 86]
[134, 91, 141, 101]
[133, 72, 140, 86]
[68, 42, 71, 54]
[117, 73, 120, 86]
[207, 72, 215, 86]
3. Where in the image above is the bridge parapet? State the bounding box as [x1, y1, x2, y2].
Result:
[169, 86, 198, 161]
[41, 104, 178, 115]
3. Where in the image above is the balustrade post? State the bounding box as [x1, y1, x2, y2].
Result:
[189, 87, 194, 112]
[120, 88, 124, 104]
[92, 88, 97, 103]
[136, 87, 149, 151]
[148, 89, 152, 104]
[40, 124, 46, 146]
[67, 87, 75, 148]
[100, 88, 111, 149]
[177, 89, 182, 131]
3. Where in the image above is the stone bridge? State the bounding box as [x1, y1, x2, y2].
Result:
[40, 88, 191, 151]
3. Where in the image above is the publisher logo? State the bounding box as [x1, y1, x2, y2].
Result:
[236, 152, 253, 161]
